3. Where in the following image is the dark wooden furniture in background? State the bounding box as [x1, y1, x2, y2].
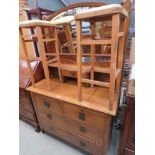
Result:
[19, 59, 44, 131]
[118, 66, 135, 155]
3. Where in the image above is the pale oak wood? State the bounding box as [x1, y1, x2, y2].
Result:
[35, 26, 51, 89]
[109, 14, 120, 110]
[19, 28, 35, 86]
[76, 20, 82, 101]
[90, 20, 95, 87]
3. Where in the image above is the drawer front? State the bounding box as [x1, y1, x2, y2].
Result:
[19, 108, 36, 121]
[19, 104, 33, 113]
[39, 111, 104, 144]
[19, 93, 30, 105]
[19, 89, 27, 96]
[19, 91, 33, 112]
[41, 121, 104, 155]
[63, 103, 105, 128]
[32, 93, 105, 128]
[33, 94, 62, 113]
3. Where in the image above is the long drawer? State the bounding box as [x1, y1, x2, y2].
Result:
[33, 93, 105, 128]
[38, 111, 104, 144]
[41, 120, 104, 155]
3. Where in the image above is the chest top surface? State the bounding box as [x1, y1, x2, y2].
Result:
[27, 79, 119, 116]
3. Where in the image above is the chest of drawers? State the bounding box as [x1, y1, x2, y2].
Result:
[28, 79, 119, 155]
[31, 92, 111, 154]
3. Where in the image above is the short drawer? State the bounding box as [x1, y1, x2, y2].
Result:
[32, 93, 62, 113]
[19, 103, 33, 113]
[19, 94, 30, 105]
[19, 108, 36, 121]
[41, 121, 104, 155]
[39, 111, 104, 144]
[63, 103, 105, 128]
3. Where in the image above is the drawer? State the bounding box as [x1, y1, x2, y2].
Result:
[20, 115, 38, 128]
[19, 108, 36, 121]
[63, 103, 105, 128]
[41, 121, 104, 155]
[19, 89, 27, 96]
[32, 94, 62, 113]
[19, 94, 30, 104]
[19, 103, 33, 113]
[39, 111, 104, 144]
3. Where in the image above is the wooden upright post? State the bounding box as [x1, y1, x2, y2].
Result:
[65, 23, 75, 53]
[116, 19, 126, 95]
[76, 20, 82, 101]
[109, 14, 120, 110]
[90, 20, 95, 87]
[19, 28, 35, 87]
[54, 27, 63, 82]
[36, 26, 51, 89]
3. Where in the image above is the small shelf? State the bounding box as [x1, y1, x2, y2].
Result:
[81, 39, 111, 45]
[49, 63, 111, 74]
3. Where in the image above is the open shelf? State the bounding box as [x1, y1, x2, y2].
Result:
[48, 63, 111, 74]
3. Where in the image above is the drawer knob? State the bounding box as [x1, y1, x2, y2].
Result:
[80, 141, 86, 147]
[79, 112, 85, 121]
[44, 101, 50, 108]
[47, 113, 52, 119]
[80, 126, 86, 133]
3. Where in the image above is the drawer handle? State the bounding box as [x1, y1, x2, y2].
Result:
[80, 126, 86, 133]
[44, 101, 50, 108]
[79, 112, 85, 121]
[47, 113, 52, 119]
[80, 141, 86, 147]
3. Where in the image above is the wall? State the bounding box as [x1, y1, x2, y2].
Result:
[28, 0, 64, 10]
[28, 0, 134, 29]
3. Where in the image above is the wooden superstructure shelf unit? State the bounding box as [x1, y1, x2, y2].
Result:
[19, 4, 129, 112]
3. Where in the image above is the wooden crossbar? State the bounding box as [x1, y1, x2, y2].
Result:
[82, 79, 110, 87]
[23, 38, 38, 42]
[45, 53, 111, 57]
[43, 38, 56, 42]
[22, 34, 37, 38]
[94, 66, 110, 74]
[46, 53, 56, 56]
[28, 57, 42, 61]
[82, 66, 92, 75]
[48, 58, 58, 64]
[81, 39, 111, 45]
